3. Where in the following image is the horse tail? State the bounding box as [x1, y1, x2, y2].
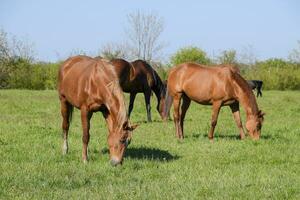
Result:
[163, 85, 173, 120]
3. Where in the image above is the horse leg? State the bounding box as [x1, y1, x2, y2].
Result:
[128, 93, 137, 118]
[229, 102, 245, 139]
[208, 101, 222, 141]
[180, 94, 191, 139]
[144, 90, 152, 122]
[80, 107, 93, 163]
[173, 93, 182, 139]
[258, 87, 262, 97]
[60, 99, 72, 155]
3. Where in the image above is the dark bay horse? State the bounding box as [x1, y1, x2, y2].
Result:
[247, 80, 263, 97]
[58, 55, 137, 166]
[164, 63, 265, 140]
[110, 59, 166, 122]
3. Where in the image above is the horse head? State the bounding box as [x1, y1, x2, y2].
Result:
[108, 120, 138, 166]
[246, 110, 265, 140]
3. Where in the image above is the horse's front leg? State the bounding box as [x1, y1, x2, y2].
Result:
[173, 93, 182, 139]
[144, 90, 152, 122]
[80, 107, 93, 163]
[208, 101, 222, 141]
[230, 102, 245, 139]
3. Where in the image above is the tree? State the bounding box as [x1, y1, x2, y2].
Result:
[288, 40, 300, 64]
[217, 49, 237, 64]
[238, 45, 257, 66]
[0, 29, 34, 62]
[0, 29, 35, 88]
[126, 11, 165, 62]
[170, 46, 211, 66]
[100, 42, 128, 60]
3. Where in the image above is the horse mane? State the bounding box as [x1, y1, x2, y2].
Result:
[231, 71, 259, 114]
[98, 59, 128, 128]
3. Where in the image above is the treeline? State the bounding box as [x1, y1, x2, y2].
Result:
[1, 30, 300, 90]
[1, 54, 300, 90]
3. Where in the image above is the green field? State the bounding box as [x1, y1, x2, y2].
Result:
[0, 90, 299, 199]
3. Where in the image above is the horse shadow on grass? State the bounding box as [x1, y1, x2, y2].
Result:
[100, 146, 179, 162]
[186, 132, 273, 140]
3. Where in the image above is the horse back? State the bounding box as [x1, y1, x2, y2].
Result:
[168, 63, 238, 104]
[131, 60, 158, 88]
[58, 55, 117, 109]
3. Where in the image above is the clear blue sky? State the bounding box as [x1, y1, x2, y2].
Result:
[1, 0, 299, 62]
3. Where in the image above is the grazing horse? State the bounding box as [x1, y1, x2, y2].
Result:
[164, 63, 265, 140]
[58, 55, 137, 166]
[110, 59, 166, 122]
[247, 80, 263, 97]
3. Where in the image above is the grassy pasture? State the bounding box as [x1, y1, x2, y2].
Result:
[0, 90, 299, 199]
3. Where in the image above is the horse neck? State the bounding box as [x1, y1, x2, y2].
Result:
[234, 76, 259, 119]
[105, 83, 127, 132]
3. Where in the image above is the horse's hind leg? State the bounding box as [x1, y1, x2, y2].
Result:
[128, 93, 137, 118]
[229, 102, 245, 139]
[80, 107, 93, 163]
[208, 101, 222, 141]
[144, 90, 152, 122]
[60, 99, 73, 155]
[180, 94, 191, 139]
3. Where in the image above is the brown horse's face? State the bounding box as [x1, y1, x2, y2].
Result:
[108, 121, 137, 166]
[157, 95, 167, 120]
[245, 111, 265, 140]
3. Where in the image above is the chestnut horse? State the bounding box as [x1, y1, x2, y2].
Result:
[110, 59, 166, 122]
[164, 63, 265, 140]
[58, 55, 137, 166]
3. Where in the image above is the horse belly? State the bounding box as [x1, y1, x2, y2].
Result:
[184, 89, 213, 105]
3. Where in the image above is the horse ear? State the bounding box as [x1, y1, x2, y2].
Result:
[123, 121, 138, 131]
[129, 124, 139, 131]
[258, 110, 265, 122]
[258, 110, 265, 117]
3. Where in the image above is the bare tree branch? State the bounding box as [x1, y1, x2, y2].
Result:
[125, 11, 165, 62]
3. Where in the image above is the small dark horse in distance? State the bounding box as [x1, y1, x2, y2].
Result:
[110, 58, 167, 122]
[58, 55, 137, 166]
[164, 63, 265, 140]
[247, 80, 263, 97]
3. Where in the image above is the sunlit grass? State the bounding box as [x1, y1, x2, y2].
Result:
[0, 90, 299, 199]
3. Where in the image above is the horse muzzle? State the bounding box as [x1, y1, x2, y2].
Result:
[110, 157, 122, 166]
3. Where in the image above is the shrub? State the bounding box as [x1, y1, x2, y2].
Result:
[170, 46, 211, 66]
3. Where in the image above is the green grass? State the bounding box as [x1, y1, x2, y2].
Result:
[0, 90, 299, 199]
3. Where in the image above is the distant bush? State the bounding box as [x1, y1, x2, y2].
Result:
[0, 57, 60, 90]
[170, 46, 211, 66]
